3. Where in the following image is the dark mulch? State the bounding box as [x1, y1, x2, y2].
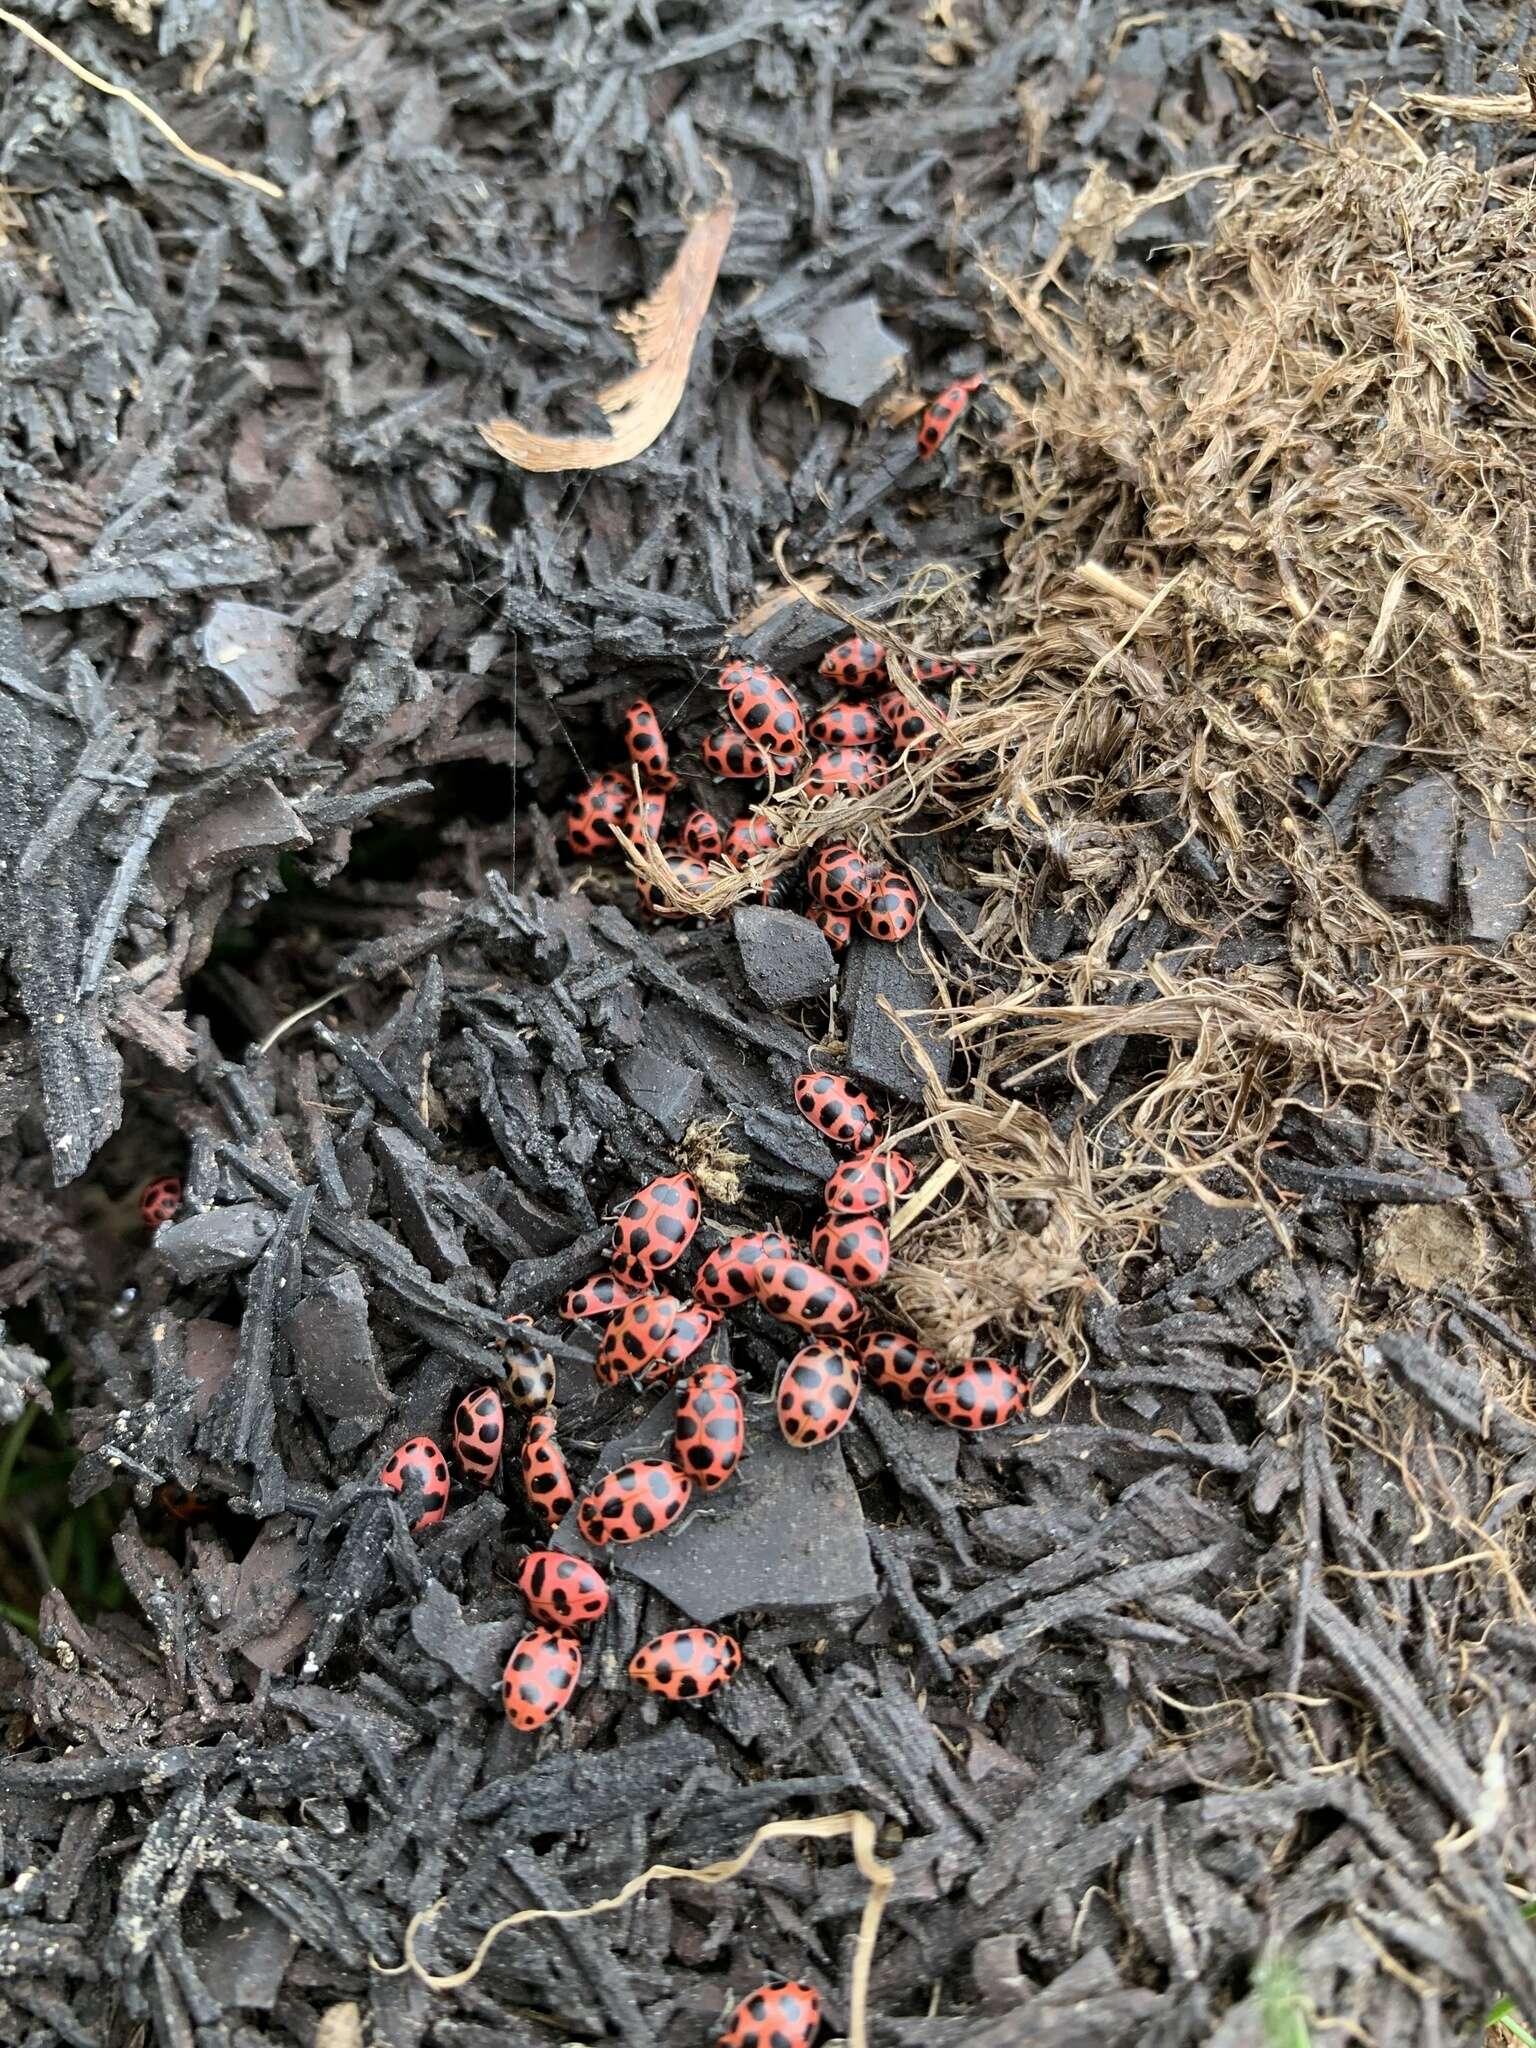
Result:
[2, 4, 1534, 2046]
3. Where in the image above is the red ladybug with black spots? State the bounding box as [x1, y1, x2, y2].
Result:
[694, 1231, 794, 1312]
[629, 1626, 741, 1701]
[857, 869, 919, 943]
[916, 372, 984, 459]
[561, 1271, 642, 1321]
[810, 699, 885, 749]
[576, 1458, 693, 1546]
[673, 1362, 745, 1491]
[924, 1356, 1028, 1431]
[702, 728, 774, 780]
[819, 636, 887, 689]
[380, 1436, 451, 1530]
[611, 1172, 701, 1284]
[567, 771, 629, 857]
[804, 746, 888, 797]
[452, 1386, 505, 1485]
[859, 1328, 942, 1403]
[620, 699, 676, 788]
[751, 1256, 863, 1337]
[621, 788, 668, 842]
[777, 1340, 862, 1446]
[718, 1981, 823, 2048]
[725, 667, 805, 762]
[724, 814, 776, 865]
[139, 1176, 182, 1229]
[793, 1071, 880, 1150]
[824, 1151, 915, 1215]
[879, 687, 943, 758]
[808, 903, 852, 950]
[520, 1413, 575, 1529]
[501, 1627, 581, 1732]
[634, 854, 712, 921]
[597, 1293, 682, 1386]
[810, 1214, 890, 1290]
[680, 807, 725, 860]
[517, 1549, 609, 1627]
[649, 1302, 718, 1383]
[805, 842, 875, 915]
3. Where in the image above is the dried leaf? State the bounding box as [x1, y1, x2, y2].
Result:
[479, 200, 736, 472]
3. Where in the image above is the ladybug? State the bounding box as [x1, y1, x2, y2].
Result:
[724, 814, 777, 864]
[923, 1357, 1028, 1432]
[718, 1981, 823, 2048]
[501, 1627, 581, 1732]
[719, 659, 786, 695]
[804, 747, 888, 797]
[810, 698, 886, 748]
[635, 854, 713, 921]
[702, 728, 772, 780]
[694, 1231, 794, 1312]
[808, 903, 852, 951]
[561, 1271, 642, 1321]
[824, 1151, 915, 1215]
[650, 1302, 719, 1382]
[680, 807, 725, 860]
[620, 699, 676, 789]
[857, 868, 919, 944]
[612, 1172, 701, 1284]
[810, 1214, 890, 1290]
[879, 688, 944, 759]
[819, 637, 887, 690]
[725, 669, 805, 761]
[916, 373, 984, 460]
[157, 1484, 206, 1522]
[576, 1458, 693, 1546]
[502, 1341, 556, 1410]
[597, 1292, 682, 1386]
[859, 1327, 942, 1402]
[806, 842, 875, 915]
[517, 1549, 609, 1627]
[566, 771, 629, 857]
[909, 654, 974, 684]
[777, 1340, 862, 1446]
[379, 1436, 451, 1530]
[629, 1626, 741, 1701]
[751, 1257, 863, 1337]
[621, 788, 668, 842]
[139, 1176, 182, 1229]
[520, 1412, 575, 1529]
[673, 1362, 745, 1491]
[452, 1385, 505, 1485]
[793, 1071, 880, 1150]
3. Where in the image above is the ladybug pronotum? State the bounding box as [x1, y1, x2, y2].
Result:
[501, 1626, 581, 1732]
[379, 1436, 451, 1530]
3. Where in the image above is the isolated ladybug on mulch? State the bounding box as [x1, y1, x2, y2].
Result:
[139, 1176, 182, 1229]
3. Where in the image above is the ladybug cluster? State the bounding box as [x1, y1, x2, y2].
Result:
[373, 1066, 1025, 1743]
[564, 620, 980, 946]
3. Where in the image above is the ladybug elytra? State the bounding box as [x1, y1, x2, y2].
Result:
[620, 699, 676, 789]
[810, 698, 886, 748]
[751, 1256, 863, 1337]
[694, 1231, 795, 1311]
[673, 1362, 744, 1491]
[777, 1340, 862, 1446]
[879, 687, 944, 758]
[717, 1981, 822, 2048]
[501, 1626, 581, 1732]
[803, 746, 888, 797]
[561, 1271, 642, 1321]
[517, 1549, 609, 1628]
[520, 1412, 575, 1529]
[810, 1213, 890, 1290]
[857, 868, 919, 944]
[916, 373, 984, 460]
[702, 728, 773, 780]
[807, 902, 852, 950]
[793, 1070, 880, 1150]
[567, 771, 629, 857]
[597, 1292, 682, 1386]
[380, 1436, 451, 1530]
[859, 1327, 942, 1402]
[725, 668, 805, 760]
[805, 841, 875, 915]
[635, 854, 713, 921]
[621, 788, 668, 842]
[452, 1385, 505, 1485]
[723, 814, 777, 865]
[923, 1356, 1028, 1431]
[651, 1302, 718, 1382]
[824, 1151, 915, 1214]
[611, 1172, 701, 1284]
[629, 1626, 741, 1701]
[139, 1176, 182, 1229]
[680, 807, 725, 860]
[819, 636, 887, 690]
[576, 1458, 693, 1546]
